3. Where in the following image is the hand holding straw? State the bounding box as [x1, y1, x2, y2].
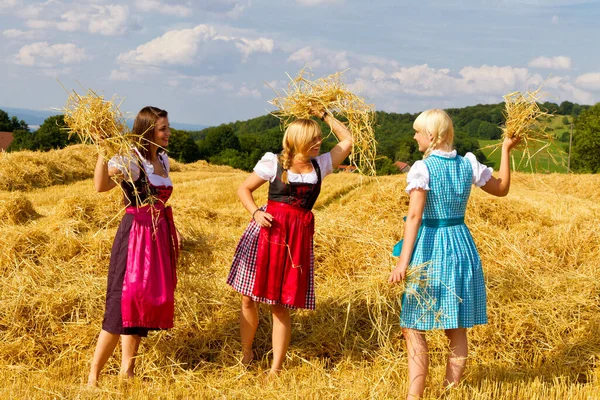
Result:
[62, 87, 141, 161]
[269, 67, 377, 176]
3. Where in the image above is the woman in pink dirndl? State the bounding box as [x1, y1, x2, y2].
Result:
[88, 106, 181, 386]
[227, 106, 353, 375]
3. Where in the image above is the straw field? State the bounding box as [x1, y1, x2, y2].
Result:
[0, 145, 599, 399]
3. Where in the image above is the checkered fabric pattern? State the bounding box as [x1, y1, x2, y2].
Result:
[400, 154, 488, 330]
[226, 207, 316, 310]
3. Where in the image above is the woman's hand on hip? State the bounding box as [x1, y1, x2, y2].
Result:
[253, 210, 273, 228]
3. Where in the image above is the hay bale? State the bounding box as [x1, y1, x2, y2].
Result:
[0, 144, 95, 191]
[0, 193, 39, 225]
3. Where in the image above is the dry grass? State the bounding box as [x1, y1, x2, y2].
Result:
[487, 86, 566, 171]
[62, 88, 140, 161]
[0, 145, 599, 399]
[269, 68, 377, 176]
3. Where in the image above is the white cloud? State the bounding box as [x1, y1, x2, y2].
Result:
[2, 28, 43, 39]
[226, 3, 247, 18]
[109, 69, 131, 81]
[458, 65, 531, 94]
[88, 5, 129, 35]
[118, 25, 217, 66]
[134, 0, 192, 17]
[552, 15, 559, 24]
[234, 37, 274, 61]
[236, 84, 261, 99]
[14, 42, 88, 67]
[288, 46, 317, 65]
[287, 46, 348, 70]
[528, 56, 571, 70]
[575, 72, 600, 91]
[26, 4, 129, 36]
[0, 0, 16, 11]
[118, 24, 274, 68]
[545, 75, 594, 104]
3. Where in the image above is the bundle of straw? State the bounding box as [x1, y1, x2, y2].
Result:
[499, 84, 561, 168]
[269, 68, 377, 176]
[62, 87, 139, 160]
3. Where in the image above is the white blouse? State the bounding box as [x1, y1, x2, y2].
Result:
[405, 150, 493, 194]
[253, 152, 333, 183]
[108, 148, 173, 187]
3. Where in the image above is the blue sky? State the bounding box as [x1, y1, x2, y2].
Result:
[1, 0, 600, 126]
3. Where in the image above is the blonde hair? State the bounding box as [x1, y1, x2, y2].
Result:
[413, 109, 454, 158]
[279, 119, 322, 184]
[133, 106, 168, 159]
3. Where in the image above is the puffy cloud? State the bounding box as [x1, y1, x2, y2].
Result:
[528, 56, 571, 70]
[118, 25, 217, 66]
[575, 72, 600, 91]
[134, 0, 192, 17]
[26, 4, 129, 36]
[287, 46, 349, 70]
[458, 65, 531, 94]
[234, 37, 274, 61]
[117, 24, 274, 68]
[545, 75, 594, 104]
[14, 42, 88, 67]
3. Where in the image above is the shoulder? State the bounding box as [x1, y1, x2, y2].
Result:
[405, 160, 430, 193]
[253, 152, 279, 182]
[313, 152, 333, 179]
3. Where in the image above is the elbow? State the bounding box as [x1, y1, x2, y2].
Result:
[405, 212, 422, 224]
[237, 185, 248, 200]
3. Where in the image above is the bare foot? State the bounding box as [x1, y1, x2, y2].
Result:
[241, 349, 254, 366]
[86, 376, 99, 388]
[119, 371, 135, 381]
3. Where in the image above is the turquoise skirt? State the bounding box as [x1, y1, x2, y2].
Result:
[397, 219, 487, 330]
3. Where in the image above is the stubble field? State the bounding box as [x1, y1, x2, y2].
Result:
[0, 145, 599, 399]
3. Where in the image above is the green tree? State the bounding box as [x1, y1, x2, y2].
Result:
[375, 156, 400, 175]
[562, 116, 570, 125]
[198, 125, 241, 158]
[477, 121, 502, 140]
[7, 130, 35, 151]
[168, 128, 201, 163]
[33, 115, 78, 151]
[572, 103, 600, 172]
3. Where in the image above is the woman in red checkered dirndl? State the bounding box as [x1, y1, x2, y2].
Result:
[227, 106, 353, 375]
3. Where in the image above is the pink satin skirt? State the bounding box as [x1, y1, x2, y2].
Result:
[120, 205, 178, 329]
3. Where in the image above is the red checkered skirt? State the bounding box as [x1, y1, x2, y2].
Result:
[226, 203, 316, 310]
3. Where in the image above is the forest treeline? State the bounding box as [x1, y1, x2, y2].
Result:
[2, 100, 599, 174]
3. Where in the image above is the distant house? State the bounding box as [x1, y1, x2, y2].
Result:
[394, 161, 411, 173]
[337, 164, 357, 173]
[0, 132, 13, 151]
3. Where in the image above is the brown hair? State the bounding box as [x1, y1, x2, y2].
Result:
[279, 119, 322, 184]
[133, 106, 168, 159]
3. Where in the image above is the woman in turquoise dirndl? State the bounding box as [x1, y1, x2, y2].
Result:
[389, 109, 520, 398]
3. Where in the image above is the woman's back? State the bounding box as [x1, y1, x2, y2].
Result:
[423, 154, 473, 220]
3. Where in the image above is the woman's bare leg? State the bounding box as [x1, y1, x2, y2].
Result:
[403, 328, 429, 399]
[443, 328, 468, 389]
[270, 304, 291, 374]
[240, 295, 259, 364]
[88, 330, 120, 386]
[120, 334, 141, 379]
